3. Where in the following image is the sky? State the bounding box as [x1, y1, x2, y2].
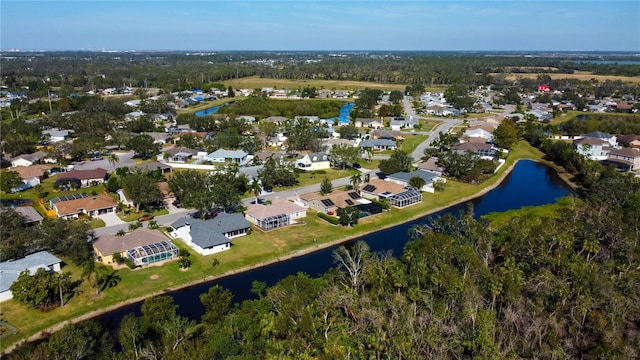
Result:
[1, 1, 639, 52]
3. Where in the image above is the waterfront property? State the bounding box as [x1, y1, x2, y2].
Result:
[0, 251, 62, 302]
[385, 170, 446, 193]
[244, 198, 307, 231]
[93, 228, 179, 267]
[603, 147, 640, 171]
[298, 189, 380, 218]
[360, 178, 422, 208]
[170, 213, 251, 255]
[50, 193, 117, 219]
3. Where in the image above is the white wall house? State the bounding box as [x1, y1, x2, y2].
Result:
[0, 251, 62, 302]
[170, 213, 251, 256]
[573, 137, 610, 161]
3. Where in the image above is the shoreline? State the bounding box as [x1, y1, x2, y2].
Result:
[1, 157, 567, 354]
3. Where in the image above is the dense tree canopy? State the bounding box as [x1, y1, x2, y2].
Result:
[378, 149, 413, 175]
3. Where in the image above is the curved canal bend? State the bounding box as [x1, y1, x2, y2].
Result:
[99, 160, 572, 328]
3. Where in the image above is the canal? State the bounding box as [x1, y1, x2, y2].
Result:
[99, 160, 572, 328]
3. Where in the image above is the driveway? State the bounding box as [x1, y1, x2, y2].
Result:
[72, 151, 136, 171]
[96, 212, 126, 226]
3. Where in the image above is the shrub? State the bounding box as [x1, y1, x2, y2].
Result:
[112, 252, 124, 264]
[317, 212, 340, 225]
[124, 258, 135, 269]
[371, 198, 390, 210]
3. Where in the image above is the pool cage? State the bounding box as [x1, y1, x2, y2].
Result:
[257, 213, 291, 231]
[388, 187, 422, 208]
[126, 241, 179, 267]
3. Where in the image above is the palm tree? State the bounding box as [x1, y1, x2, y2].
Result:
[108, 153, 119, 170]
[249, 178, 262, 204]
[98, 270, 121, 293]
[350, 173, 362, 193]
[364, 173, 370, 184]
[82, 260, 100, 296]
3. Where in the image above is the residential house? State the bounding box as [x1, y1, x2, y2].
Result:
[417, 157, 444, 175]
[244, 198, 307, 230]
[573, 137, 610, 161]
[207, 149, 249, 164]
[51, 193, 117, 219]
[617, 134, 640, 149]
[451, 142, 497, 159]
[294, 116, 320, 123]
[296, 152, 331, 171]
[10, 151, 48, 167]
[299, 189, 382, 218]
[11, 164, 50, 187]
[324, 138, 356, 150]
[385, 170, 446, 193]
[12, 206, 44, 225]
[360, 178, 422, 208]
[252, 151, 285, 165]
[318, 89, 332, 98]
[604, 148, 640, 171]
[129, 161, 172, 174]
[125, 110, 145, 121]
[93, 228, 179, 267]
[144, 132, 172, 145]
[170, 213, 251, 255]
[355, 118, 383, 128]
[57, 168, 108, 187]
[262, 116, 288, 125]
[464, 125, 495, 142]
[582, 131, 618, 148]
[42, 129, 74, 143]
[0, 251, 62, 302]
[360, 139, 397, 152]
[236, 115, 256, 124]
[371, 129, 402, 140]
[333, 90, 350, 99]
[389, 116, 419, 131]
[163, 147, 199, 162]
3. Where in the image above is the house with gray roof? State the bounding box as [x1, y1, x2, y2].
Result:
[385, 170, 446, 193]
[360, 139, 397, 152]
[296, 152, 331, 171]
[207, 149, 249, 164]
[163, 147, 199, 162]
[170, 213, 251, 255]
[0, 251, 61, 302]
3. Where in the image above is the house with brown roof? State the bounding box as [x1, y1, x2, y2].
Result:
[57, 168, 108, 187]
[299, 189, 362, 214]
[262, 116, 288, 125]
[360, 178, 423, 208]
[573, 137, 610, 161]
[451, 142, 497, 159]
[52, 193, 117, 219]
[604, 148, 640, 171]
[417, 157, 444, 175]
[93, 228, 179, 267]
[11, 164, 50, 186]
[355, 118, 383, 128]
[464, 124, 495, 141]
[618, 134, 640, 149]
[371, 129, 402, 140]
[244, 198, 307, 230]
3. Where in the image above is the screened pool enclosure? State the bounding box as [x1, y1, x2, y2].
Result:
[126, 240, 179, 267]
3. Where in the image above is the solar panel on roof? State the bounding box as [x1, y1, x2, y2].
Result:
[321, 199, 335, 207]
[362, 184, 377, 192]
[345, 199, 354, 206]
[348, 192, 360, 199]
[50, 193, 88, 204]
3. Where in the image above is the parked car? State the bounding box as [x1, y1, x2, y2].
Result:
[138, 214, 154, 221]
[90, 156, 103, 161]
[352, 162, 362, 169]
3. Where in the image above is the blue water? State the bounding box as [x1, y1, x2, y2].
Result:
[327, 102, 355, 124]
[194, 105, 221, 117]
[98, 160, 572, 327]
[571, 60, 640, 65]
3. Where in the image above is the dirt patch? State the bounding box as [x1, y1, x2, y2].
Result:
[149, 274, 159, 280]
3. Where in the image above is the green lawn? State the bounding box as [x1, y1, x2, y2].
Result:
[399, 134, 427, 153]
[117, 208, 170, 222]
[0, 140, 551, 350]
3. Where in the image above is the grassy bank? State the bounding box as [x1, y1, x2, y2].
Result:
[0, 141, 549, 352]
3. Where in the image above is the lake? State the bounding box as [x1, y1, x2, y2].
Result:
[99, 160, 572, 327]
[195, 104, 224, 117]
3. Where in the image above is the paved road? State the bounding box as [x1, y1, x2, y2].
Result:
[403, 96, 462, 162]
[93, 207, 191, 236]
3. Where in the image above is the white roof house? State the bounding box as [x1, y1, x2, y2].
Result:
[207, 149, 249, 164]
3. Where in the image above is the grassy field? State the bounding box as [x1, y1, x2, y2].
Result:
[490, 72, 640, 83]
[223, 76, 410, 92]
[0, 141, 551, 351]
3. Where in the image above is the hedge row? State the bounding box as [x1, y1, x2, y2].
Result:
[317, 212, 340, 225]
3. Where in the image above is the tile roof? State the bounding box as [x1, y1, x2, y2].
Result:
[360, 178, 406, 196]
[58, 168, 108, 181]
[245, 198, 306, 220]
[93, 228, 171, 256]
[11, 151, 48, 163]
[54, 194, 117, 216]
[10, 164, 50, 179]
[13, 206, 43, 223]
[387, 170, 440, 183]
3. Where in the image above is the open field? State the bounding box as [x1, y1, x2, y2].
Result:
[488, 72, 640, 83]
[0, 141, 559, 351]
[224, 76, 413, 91]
